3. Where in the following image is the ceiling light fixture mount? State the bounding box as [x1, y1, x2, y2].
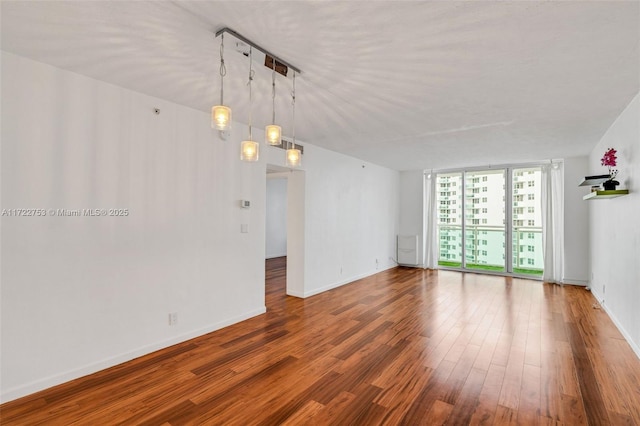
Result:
[214, 27, 302, 76]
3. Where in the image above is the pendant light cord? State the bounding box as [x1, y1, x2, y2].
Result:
[219, 34, 226, 105]
[247, 46, 254, 140]
[292, 71, 296, 149]
[271, 59, 276, 123]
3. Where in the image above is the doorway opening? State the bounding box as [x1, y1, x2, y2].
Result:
[266, 173, 288, 309]
[265, 166, 305, 308]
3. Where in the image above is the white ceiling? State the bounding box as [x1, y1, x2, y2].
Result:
[2, 1, 639, 171]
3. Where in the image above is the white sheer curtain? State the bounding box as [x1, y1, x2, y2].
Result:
[424, 172, 438, 269]
[541, 162, 564, 283]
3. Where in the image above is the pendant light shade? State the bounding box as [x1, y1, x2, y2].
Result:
[241, 140, 259, 162]
[212, 105, 231, 130]
[266, 124, 282, 146]
[286, 146, 301, 167]
[212, 34, 231, 131]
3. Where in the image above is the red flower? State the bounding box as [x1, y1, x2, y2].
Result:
[601, 148, 617, 167]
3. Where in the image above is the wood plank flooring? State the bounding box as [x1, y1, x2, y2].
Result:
[2, 257, 640, 425]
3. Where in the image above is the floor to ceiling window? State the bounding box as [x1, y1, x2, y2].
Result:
[436, 172, 463, 268]
[436, 165, 543, 277]
[464, 169, 506, 273]
[511, 167, 543, 276]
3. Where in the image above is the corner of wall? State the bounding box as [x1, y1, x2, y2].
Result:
[587, 91, 640, 358]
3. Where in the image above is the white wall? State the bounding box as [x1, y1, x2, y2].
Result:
[588, 92, 639, 357]
[0, 52, 267, 402]
[305, 149, 399, 296]
[1, 52, 401, 401]
[563, 156, 590, 285]
[265, 177, 287, 259]
[265, 146, 400, 298]
[399, 170, 425, 267]
[285, 169, 305, 297]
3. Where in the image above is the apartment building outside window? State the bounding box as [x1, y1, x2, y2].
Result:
[435, 166, 543, 277]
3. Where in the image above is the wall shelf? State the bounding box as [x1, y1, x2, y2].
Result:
[583, 190, 629, 200]
[579, 175, 611, 186]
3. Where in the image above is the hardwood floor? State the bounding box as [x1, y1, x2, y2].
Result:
[2, 258, 640, 425]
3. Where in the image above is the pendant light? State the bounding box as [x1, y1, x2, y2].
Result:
[241, 47, 259, 162]
[265, 58, 282, 146]
[211, 34, 231, 131]
[286, 71, 301, 168]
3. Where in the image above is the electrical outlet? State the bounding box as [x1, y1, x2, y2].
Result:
[168, 312, 178, 326]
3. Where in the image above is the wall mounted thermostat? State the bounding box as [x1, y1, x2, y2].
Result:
[240, 200, 250, 209]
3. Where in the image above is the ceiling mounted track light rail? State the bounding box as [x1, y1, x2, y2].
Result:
[214, 27, 302, 78]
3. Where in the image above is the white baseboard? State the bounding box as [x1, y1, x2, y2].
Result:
[299, 264, 396, 298]
[0, 306, 266, 403]
[563, 277, 588, 286]
[286, 289, 305, 298]
[398, 263, 424, 268]
[590, 288, 640, 360]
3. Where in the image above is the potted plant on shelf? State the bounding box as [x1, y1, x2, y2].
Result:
[601, 148, 619, 190]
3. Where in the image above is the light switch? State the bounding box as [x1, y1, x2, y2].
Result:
[241, 224, 248, 233]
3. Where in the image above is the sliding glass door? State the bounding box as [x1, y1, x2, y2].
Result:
[437, 172, 463, 268]
[464, 169, 506, 272]
[511, 167, 543, 276]
[437, 165, 543, 277]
